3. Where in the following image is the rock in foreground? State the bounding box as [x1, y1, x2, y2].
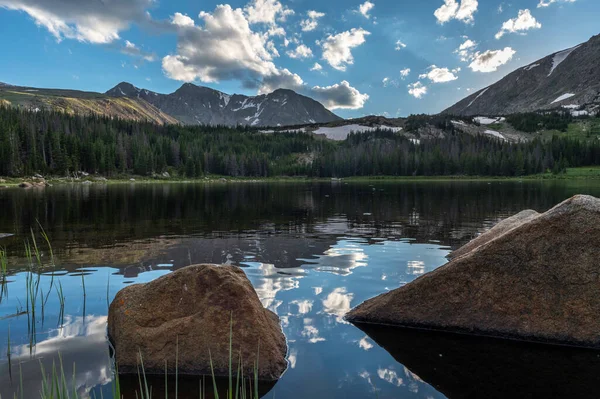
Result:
[448, 209, 539, 260]
[347, 195, 600, 348]
[108, 264, 287, 380]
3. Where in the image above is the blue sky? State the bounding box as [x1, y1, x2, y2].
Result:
[0, 0, 597, 118]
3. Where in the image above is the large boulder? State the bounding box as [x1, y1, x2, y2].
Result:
[347, 195, 600, 348]
[448, 209, 540, 260]
[108, 264, 288, 380]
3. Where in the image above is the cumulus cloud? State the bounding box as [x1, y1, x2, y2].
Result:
[244, 0, 294, 25]
[300, 10, 325, 32]
[419, 65, 460, 83]
[311, 81, 369, 109]
[163, 4, 367, 111]
[538, 0, 576, 8]
[320, 28, 370, 71]
[0, 0, 153, 43]
[170, 12, 195, 27]
[408, 81, 427, 99]
[400, 68, 411, 79]
[287, 44, 313, 59]
[358, 1, 375, 18]
[495, 9, 541, 39]
[395, 40, 407, 50]
[121, 40, 156, 62]
[162, 4, 279, 84]
[469, 47, 516, 72]
[455, 38, 477, 61]
[434, 0, 478, 24]
[310, 62, 323, 71]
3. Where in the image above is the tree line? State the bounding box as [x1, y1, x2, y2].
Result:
[1, 105, 599, 178]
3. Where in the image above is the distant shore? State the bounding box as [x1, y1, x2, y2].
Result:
[1, 167, 600, 187]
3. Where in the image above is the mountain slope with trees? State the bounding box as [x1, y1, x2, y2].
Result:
[1, 106, 599, 179]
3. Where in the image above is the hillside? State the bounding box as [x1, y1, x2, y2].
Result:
[444, 34, 600, 116]
[0, 84, 178, 125]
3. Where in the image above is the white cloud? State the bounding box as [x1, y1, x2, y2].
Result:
[311, 81, 369, 110]
[0, 0, 153, 44]
[419, 65, 460, 83]
[162, 4, 279, 83]
[434, 0, 478, 24]
[395, 40, 407, 50]
[300, 10, 325, 32]
[287, 44, 313, 59]
[244, 0, 294, 25]
[382, 77, 391, 87]
[400, 68, 411, 79]
[537, 0, 576, 8]
[170, 12, 195, 27]
[121, 40, 156, 62]
[321, 28, 370, 71]
[456, 38, 477, 61]
[408, 81, 427, 98]
[310, 62, 323, 71]
[358, 1, 375, 18]
[469, 47, 516, 72]
[495, 9, 541, 39]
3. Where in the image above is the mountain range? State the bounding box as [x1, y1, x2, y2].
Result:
[0, 81, 341, 127]
[105, 82, 341, 126]
[445, 34, 600, 116]
[1, 33, 598, 127]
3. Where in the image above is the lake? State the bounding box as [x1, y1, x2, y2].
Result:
[2, 180, 600, 398]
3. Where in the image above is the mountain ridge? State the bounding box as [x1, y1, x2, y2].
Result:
[0, 81, 342, 127]
[105, 82, 342, 126]
[444, 34, 600, 116]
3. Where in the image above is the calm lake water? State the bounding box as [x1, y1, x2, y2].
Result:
[2, 180, 600, 398]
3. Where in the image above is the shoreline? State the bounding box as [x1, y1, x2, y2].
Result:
[1, 167, 600, 187]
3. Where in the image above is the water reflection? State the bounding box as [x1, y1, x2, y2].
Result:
[356, 324, 600, 399]
[1, 181, 600, 398]
[0, 315, 112, 399]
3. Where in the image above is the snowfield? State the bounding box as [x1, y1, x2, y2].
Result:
[483, 130, 506, 140]
[551, 93, 576, 104]
[313, 125, 403, 140]
[474, 116, 506, 125]
[548, 45, 581, 77]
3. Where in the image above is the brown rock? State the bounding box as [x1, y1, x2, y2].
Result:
[18, 182, 32, 188]
[448, 209, 539, 259]
[108, 264, 288, 380]
[347, 195, 600, 348]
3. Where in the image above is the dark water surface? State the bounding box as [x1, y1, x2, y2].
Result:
[1, 181, 600, 398]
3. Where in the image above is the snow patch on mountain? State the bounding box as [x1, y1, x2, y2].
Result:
[551, 93, 576, 104]
[483, 130, 505, 140]
[548, 45, 581, 77]
[523, 63, 540, 71]
[474, 116, 506, 125]
[467, 87, 490, 108]
[314, 124, 402, 141]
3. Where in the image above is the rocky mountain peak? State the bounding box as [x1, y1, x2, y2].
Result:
[444, 33, 600, 116]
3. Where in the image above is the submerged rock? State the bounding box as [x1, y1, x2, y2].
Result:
[448, 209, 540, 259]
[108, 264, 287, 380]
[347, 195, 600, 348]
